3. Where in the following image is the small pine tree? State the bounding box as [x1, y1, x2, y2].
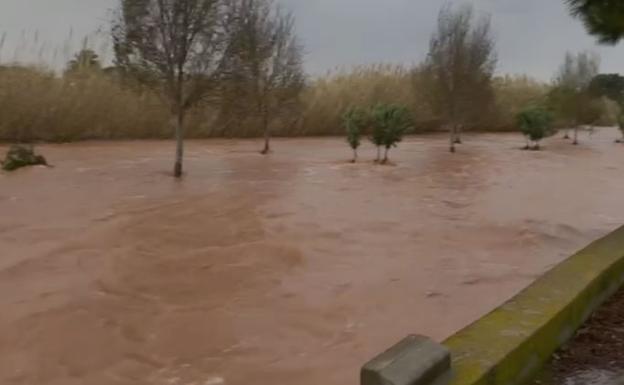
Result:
[517, 106, 555, 150]
[371, 104, 412, 163]
[343, 107, 368, 162]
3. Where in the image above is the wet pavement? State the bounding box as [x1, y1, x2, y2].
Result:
[2, 128, 624, 385]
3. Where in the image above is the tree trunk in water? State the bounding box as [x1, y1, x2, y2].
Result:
[382, 147, 389, 164]
[352, 148, 358, 163]
[173, 109, 185, 178]
[524, 136, 530, 150]
[260, 111, 270, 154]
[376, 146, 381, 162]
[454, 124, 462, 144]
[564, 128, 570, 139]
[573, 126, 579, 145]
[449, 124, 456, 153]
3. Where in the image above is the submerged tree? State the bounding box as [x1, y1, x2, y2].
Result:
[369, 109, 386, 162]
[371, 104, 411, 164]
[517, 106, 555, 150]
[112, 0, 229, 178]
[343, 106, 368, 163]
[566, 0, 624, 44]
[1, 144, 48, 171]
[423, 4, 497, 153]
[225, 0, 305, 154]
[617, 112, 624, 143]
[549, 51, 600, 144]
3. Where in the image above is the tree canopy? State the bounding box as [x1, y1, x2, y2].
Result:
[517, 106, 555, 149]
[589, 73, 624, 104]
[566, 0, 624, 44]
[112, 0, 228, 177]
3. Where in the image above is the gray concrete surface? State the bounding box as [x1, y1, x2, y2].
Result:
[361, 335, 450, 385]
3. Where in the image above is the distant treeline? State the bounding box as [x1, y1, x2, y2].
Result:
[0, 2, 620, 144]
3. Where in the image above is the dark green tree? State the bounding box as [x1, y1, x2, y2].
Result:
[516, 106, 555, 150]
[343, 107, 368, 163]
[371, 104, 412, 164]
[369, 107, 386, 162]
[566, 0, 624, 44]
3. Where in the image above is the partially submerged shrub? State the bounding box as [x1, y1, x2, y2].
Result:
[516, 106, 555, 150]
[371, 104, 412, 163]
[1, 144, 48, 171]
[343, 106, 368, 162]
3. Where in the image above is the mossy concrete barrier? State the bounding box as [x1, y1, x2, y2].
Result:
[363, 225, 624, 385]
[362, 335, 450, 385]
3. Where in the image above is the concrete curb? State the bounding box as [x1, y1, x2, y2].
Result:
[363, 225, 624, 385]
[361, 335, 450, 385]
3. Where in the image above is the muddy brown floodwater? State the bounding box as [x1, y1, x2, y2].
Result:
[2, 128, 624, 385]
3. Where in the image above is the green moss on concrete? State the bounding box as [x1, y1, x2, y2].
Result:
[444, 226, 624, 385]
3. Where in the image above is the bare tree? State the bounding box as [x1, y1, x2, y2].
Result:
[112, 0, 229, 177]
[551, 51, 600, 144]
[224, 0, 305, 154]
[422, 4, 497, 152]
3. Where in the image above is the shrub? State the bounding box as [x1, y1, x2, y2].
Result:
[371, 104, 412, 163]
[1, 144, 48, 171]
[516, 106, 555, 150]
[343, 106, 368, 162]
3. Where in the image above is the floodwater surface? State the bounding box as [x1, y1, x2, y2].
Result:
[2, 128, 624, 385]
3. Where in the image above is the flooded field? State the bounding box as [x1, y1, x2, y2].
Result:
[2, 128, 624, 385]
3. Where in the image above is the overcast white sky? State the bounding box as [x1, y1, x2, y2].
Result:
[0, 0, 621, 80]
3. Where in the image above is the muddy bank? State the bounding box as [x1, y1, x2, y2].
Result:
[2, 128, 624, 385]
